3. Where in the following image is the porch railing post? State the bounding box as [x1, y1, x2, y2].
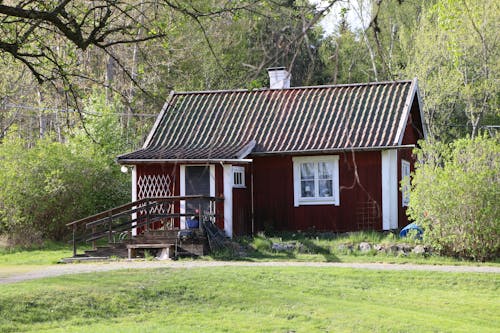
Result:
[108, 212, 113, 243]
[72, 224, 77, 257]
[92, 226, 96, 250]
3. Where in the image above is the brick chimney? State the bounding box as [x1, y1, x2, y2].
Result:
[268, 67, 291, 89]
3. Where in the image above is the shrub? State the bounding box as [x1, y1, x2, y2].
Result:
[0, 136, 130, 245]
[407, 136, 499, 261]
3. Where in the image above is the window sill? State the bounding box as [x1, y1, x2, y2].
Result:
[297, 199, 339, 206]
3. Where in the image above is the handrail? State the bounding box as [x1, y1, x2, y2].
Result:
[66, 195, 222, 227]
[67, 195, 224, 257]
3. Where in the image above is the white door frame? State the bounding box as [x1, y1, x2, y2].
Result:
[180, 164, 215, 229]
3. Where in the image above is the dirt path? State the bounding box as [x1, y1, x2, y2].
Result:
[1, 261, 499, 284]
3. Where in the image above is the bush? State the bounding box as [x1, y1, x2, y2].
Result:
[0, 136, 130, 245]
[407, 136, 499, 261]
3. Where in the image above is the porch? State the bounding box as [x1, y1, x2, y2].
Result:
[65, 195, 227, 260]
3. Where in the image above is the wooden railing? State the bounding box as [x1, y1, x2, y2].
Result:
[66, 195, 223, 257]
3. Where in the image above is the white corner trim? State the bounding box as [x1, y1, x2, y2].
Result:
[209, 165, 216, 197]
[131, 166, 137, 236]
[223, 164, 233, 238]
[179, 165, 186, 229]
[143, 91, 175, 148]
[382, 150, 398, 230]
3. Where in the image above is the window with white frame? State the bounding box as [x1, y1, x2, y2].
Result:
[232, 166, 245, 188]
[401, 160, 411, 207]
[292, 156, 340, 206]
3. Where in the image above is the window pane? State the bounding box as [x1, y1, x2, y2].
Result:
[318, 179, 333, 197]
[300, 163, 315, 180]
[318, 162, 333, 179]
[301, 180, 315, 197]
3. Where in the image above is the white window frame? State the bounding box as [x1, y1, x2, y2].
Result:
[401, 160, 411, 207]
[292, 155, 340, 206]
[232, 166, 245, 188]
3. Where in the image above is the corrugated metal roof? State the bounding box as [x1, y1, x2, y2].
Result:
[118, 80, 419, 161]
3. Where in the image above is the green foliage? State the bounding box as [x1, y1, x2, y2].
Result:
[405, 0, 499, 140]
[407, 136, 500, 261]
[0, 95, 131, 245]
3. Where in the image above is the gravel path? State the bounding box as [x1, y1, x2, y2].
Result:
[1, 260, 499, 284]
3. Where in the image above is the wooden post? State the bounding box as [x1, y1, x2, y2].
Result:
[92, 226, 96, 250]
[198, 203, 202, 230]
[108, 212, 113, 243]
[72, 224, 77, 257]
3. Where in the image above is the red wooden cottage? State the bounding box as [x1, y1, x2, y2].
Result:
[117, 68, 426, 237]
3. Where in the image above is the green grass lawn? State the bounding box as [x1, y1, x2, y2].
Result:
[0, 266, 498, 332]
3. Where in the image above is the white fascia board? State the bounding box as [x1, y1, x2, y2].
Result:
[395, 78, 418, 146]
[415, 81, 428, 140]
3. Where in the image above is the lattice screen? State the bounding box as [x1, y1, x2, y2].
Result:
[137, 174, 173, 215]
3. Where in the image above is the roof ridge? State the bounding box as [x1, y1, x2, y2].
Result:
[171, 80, 413, 96]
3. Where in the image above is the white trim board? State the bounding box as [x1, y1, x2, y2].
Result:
[223, 164, 233, 238]
[381, 150, 398, 230]
[131, 166, 137, 236]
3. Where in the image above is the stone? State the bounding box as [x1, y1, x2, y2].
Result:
[412, 245, 427, 255]
[271, 242, 295, 252]
[337, 243, 354, 252]
[397, 244, 412, 253]
[358, 242, 372, 252]
[374, 244, 386, 252]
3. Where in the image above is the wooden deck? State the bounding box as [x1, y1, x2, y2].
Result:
[66, 196, 222, 259]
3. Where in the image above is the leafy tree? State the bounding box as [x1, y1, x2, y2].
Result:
[319, 8, 375, 84]
[407, 135, 499, 261]
[0, 94, 131, 245]
[404, 0, 499, 141]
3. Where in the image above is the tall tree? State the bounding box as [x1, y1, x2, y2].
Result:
[405, 0, 499, 140]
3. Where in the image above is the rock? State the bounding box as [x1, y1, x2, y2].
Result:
[359, 242, 372, 252]
[374, 244, 386, 252]
[387, 244, 399, 254]
[337, 243, 354, 252]
[412, 245, 427, 255]
[271, 242, 296, 252]
[397, 243, 412, 253]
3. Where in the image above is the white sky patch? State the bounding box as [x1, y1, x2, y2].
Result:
[311, 0, 372, 36]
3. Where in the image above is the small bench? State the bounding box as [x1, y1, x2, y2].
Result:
[126, 243, 175, 260]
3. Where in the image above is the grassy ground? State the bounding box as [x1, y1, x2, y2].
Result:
[218, 232, 500, 266]
[0, 266, 498, 332]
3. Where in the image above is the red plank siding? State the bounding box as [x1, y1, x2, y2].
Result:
[252, 152, 382, 233]
[232, 164, 252, 236]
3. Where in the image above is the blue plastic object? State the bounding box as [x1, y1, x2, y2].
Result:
[399, 222, 423, 238]
[186, 218, 199, 229]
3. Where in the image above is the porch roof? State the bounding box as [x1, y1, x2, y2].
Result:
[118, 79, 422, 163]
